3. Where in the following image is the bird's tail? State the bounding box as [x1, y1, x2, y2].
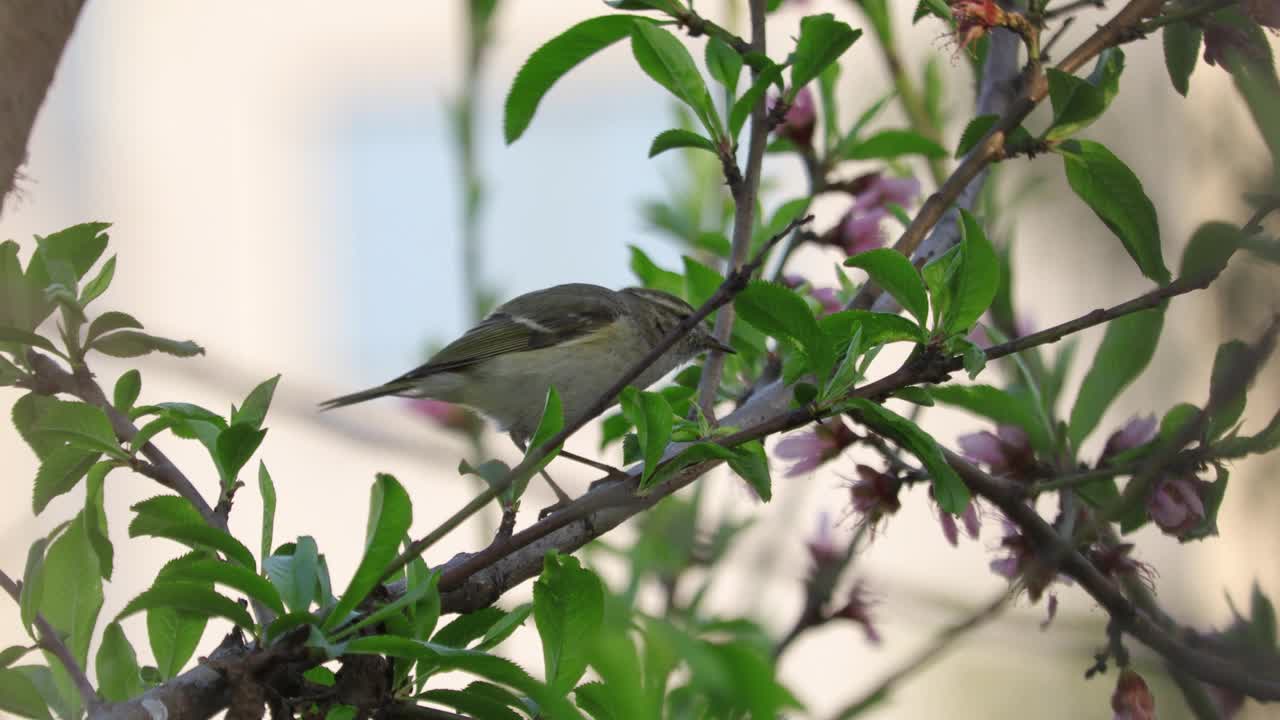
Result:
[318, 380, 415, 411]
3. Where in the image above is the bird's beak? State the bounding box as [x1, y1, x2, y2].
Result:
[706, 337, 736, 355]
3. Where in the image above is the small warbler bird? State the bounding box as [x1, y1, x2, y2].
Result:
[320, 284, 733, 492]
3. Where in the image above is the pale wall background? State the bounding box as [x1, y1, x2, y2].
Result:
[0, 1, 1277, 718]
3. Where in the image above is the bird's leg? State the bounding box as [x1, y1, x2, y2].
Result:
[510, 435, 574, 509]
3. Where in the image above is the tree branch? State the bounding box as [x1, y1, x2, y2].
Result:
[0, 568, 99, 714]
[696, 0, 770, 422]
[0, 0, 86, 214]
[26, 354, 220, 527]
[852, 0, 1165, 311]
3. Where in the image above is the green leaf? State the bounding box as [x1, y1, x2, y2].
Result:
[29, 399, 122, 458]
[259, 462, 276, 569]
[789, 13, 861, 91]
[147, 554, 210, 679]
[1179, 221, 1242, 280]
[1251, 581, 1277, 647]
[728, 440, 772, 501]
[735, 280, 829, 375]
[84, 310, 142, 345]
[504, 16, 640, 143]
[843, 248, 929, 326]
[40, 513, 102, 718]
[32, 223, 110, 283]
[1163, 22, 1201, 96]
[84, 462, 113, 580]
[894, 386, 934, 406]
[92, 330, 204, 358]
[1068, 306, 1164, 447]
[418, 689, 523, 720]
[528, 385, 565, 475]
[682, 256, 724, 310]
[842, 128, 946, 160]
[620, 387, 674, 488]
[954, 115, 1033, 159]
[79, 255, 116, 307]
[628, 246, 684, 296]
[1060, 139, 1169, 284]
[95, 622, 143, 703]
[0, 327, 60, 356]
[0, 646, 33, 670]
[1044, 49, 1124, 141]
[215, 422, 267, 484]
[844, 399, 970, 512]
[120, 581, 255, 630]
[821, 310, 927, 351]
[1208, 340, 1251, 439]
[323, 474, 413, 631]
[408, 556, 441, 642]
[331, 575, 436, 642]
[944, 210, 999, 335]
[0, 353, 23, 386]
[730, 63, 783, 140]
[630, 23, 720, 138]
[0, 669, 52, 720]
[19, 538, 48, 633]
[265, 536, 320, 614]
[648, 128, 718, 158]
[113, 369, 141, 413]
[33, 447, 100, 515]
[930, 384, 1053, 452]
[475, 603, 533, 652]
[433, 607, 507, 649]
[129, 503, 257, 569]
[922, 245, 960, 329]
[533, 553, 604, 693]
[166, 559, 286, 616]
[705, 36, 743, 94]
[231, 374, 280, 430]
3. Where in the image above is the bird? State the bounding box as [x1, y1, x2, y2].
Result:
[320, 283, 734, 501]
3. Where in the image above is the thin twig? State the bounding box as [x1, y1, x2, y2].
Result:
[0, 568, 99, 712]
[1043, 0, 1106, 20]
[696, 0, 770, 422]
[827, 589, 1013, 720]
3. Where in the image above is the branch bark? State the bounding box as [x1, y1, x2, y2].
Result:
[0, 0, 86, 215]
[0, 568, 99, 714]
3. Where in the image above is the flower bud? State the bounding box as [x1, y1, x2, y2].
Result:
[774, 86, 816, 148]
[1111, 669, 1157, 720]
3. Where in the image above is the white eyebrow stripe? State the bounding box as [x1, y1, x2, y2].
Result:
[626, 289, 695, 316]
[506, 314, 554, 333]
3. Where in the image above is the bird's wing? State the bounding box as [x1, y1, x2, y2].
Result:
[395, 284, 622, 381]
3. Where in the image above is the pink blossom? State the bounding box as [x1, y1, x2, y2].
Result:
[933, 489, 981, 547]
[806, 512, 841, 570]
[854, 176, 920, 213]
[1100, 414, 1157, 461]
[1112, 669, 1157, 720]
[989, 521, 1062, 602]
[775, 421, 856, 476]
[833, 580, 881, 645]
[809, 286, 843, 316]
[838, 207, 888, 255]
[774, 86, 816, 148]
[958, 425, 1034, 478]
[1147, 474, 1208, 538]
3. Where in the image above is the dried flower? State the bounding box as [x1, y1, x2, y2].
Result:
[1112, 669, 1157, 720]
[990, 520, 1064, 602]
[951, 0, 1005, 51]
[1147, 473, 1209, 538]
[1088, 543, 1157, 590]
[833, 175, 920, 257]
[932, 488, 982, 547]
[774, 86, 816, 148]
[849, 464, 902, 527]
[775, 421, 857, 476]
[832, 580, 881, 645]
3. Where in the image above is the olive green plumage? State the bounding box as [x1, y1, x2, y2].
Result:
[320, 283, 731, 443]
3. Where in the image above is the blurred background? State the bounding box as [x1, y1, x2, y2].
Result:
[1, 0, 1277, 717]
